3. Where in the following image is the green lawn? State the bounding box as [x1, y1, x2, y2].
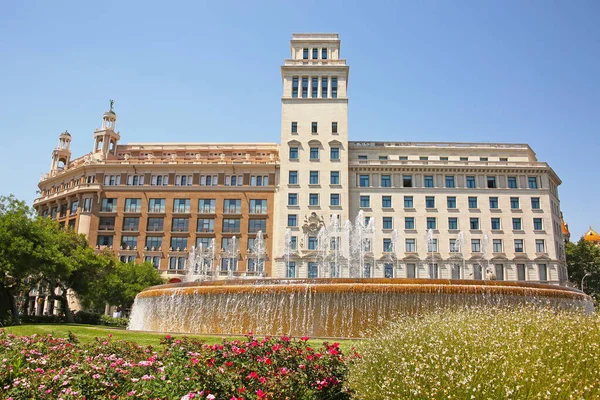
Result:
[2, 324, 356, 351]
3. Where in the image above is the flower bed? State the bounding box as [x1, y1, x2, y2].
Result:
[0, 330, 357, 399]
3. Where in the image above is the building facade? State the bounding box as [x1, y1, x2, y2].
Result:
[34, 33, 568, 285]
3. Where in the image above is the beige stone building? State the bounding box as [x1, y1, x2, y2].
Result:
[34, 33, 568, 285]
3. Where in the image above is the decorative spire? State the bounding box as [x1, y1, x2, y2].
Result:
[109, 99, 114, 112]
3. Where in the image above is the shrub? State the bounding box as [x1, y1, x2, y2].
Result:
[347, 306, 600, 399]
[99, 314, 129, 327]
[0, 331, 356, 399]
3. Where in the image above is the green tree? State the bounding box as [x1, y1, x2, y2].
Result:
[94, 260, 164, 311]
[566, 238, 600, 298]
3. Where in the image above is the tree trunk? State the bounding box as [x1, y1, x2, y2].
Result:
[1, 283, 21, 325]
[62, 292, 74, 323]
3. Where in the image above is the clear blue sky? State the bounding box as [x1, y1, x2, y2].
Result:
[0, 1, 598, 240]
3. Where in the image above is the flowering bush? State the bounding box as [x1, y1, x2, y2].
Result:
[348, 306, 600, 399]
[0, 331, 356, 399]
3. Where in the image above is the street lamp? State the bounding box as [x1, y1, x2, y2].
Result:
[581, 271, 592, 293]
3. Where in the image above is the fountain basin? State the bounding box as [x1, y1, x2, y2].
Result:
[128, 278, 594, 338]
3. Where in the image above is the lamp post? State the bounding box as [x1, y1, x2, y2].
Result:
[581, 271, 592, 293]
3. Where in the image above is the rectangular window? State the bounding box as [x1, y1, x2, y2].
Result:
[468, 197, 478, 209]
[287, 214, 297, 227]
[83, 198, 93, 212]
[330, 147, 339, 160]
[480, 157, 488, 161]
[466, 176, 476, 188]
[171, 217, 189, 232]
[145, 236, 162, 250]
[291, 121, 297, 133]
[169, 257, 187, 270]
[470, 217, 479, 230]
[309, 170, 319, 185]
[359, 175, 370, 187]
[104, 175, 120, 186]
[420, 156, 428, 161]
[406, 263, 416, 278]
[224, 199, 241, 214]
[250, 175, 269, 186]
[403, 175, 412, 187]
[495, 264, 505, 280]
[533, 218, 543, 230]
[427, 239, 438, 252]
[96, 235, 113, 247]
[508, 176, 517, 188]
[69, 200, 78, 215]
[491, 218, 501, 230]
[405, 239, 416, 253]
[196, 237, 212, 249]
[425, 196, 435, 208]
[322, 48, 327, 59]
[147, 217, 163, 231]
[222, 219, 241, 233]
[404, 196, 414, 208]
[288, 193, 298, 206]
[175, 175, 192, 186]
[399, 156, 408, 161]
[445, 176, 455, 188]
[289, 147, 298, 159]
[198, 199, 216, 213]
[330, 193, 340, 206]
[382, 196, 392, 208]
[292, 77, 299, 98]
[99, 217, 115, 231]
[460, 157, 468, 161]
[447, 196, 456, 209]
[248, 219, 267, 233]
[487, 176, 497, 188]
[286, 262, 296, 278]
[321, 77, 328, 98]
[331, 122, 338, 133]
[531, 197, 540, 209]
[290, 236, 297, 250]
[127, 175, 145, 186]
[384, 263, 394, 278]
[200, 175, 218, 186]
[308, 237, 318, 250]
[512, 218, 522, 230]
[225, 175, 243, 186]
[173, 199, 190, 213]
[539, 264, 548, 282]
[144, 256, 161, 268]
[330, 171, 340, 184]
[471, 239, 481, 252]
[289, 171, 298, 184]
[309, 193, 319, 206]
[517, 264, 526, 280]
[489, 197, 499, 209]
[308, 262, 318, 278]
[124, 198, 141, 213]
[302, 77, 308, 98]
[100, 198, 117, 212]
[123, 217, 139, 231]
[312, 77, 318, 98]
[196, 218, 215, 233]
[302, 48, 308, 59]
[249, 199, 267, 214]
[383, 217, 393, 230]
[450, 239, 458, 253]
[424, 175, 434, 187]
[331, 77, 338, 98]
[381, 175, 391, 187]
[151, 175, 168, 186]
[510, 197, 520, 209]
[383, 238, 393, 252]
[360, 196, 370, 208]
[311, 121, 318, 134]
[405, 217, 415, 229]
[310, 147, 319, 160]
[528, 177, 538, 189]
[493, 239, 503, 253]
[536, 239, 545, 253]
[427, 217, 436, 230]
[448, 217, 458, 230]
[514, 239, 524, 253]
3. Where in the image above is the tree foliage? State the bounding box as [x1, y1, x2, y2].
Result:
[566, 238, 600, 298]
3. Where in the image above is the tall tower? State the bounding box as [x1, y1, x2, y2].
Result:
[273, 33, 350, 278]
[93, 100, 120, 160]
[50, 130, 72, 173]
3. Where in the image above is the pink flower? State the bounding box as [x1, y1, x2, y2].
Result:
[256, 389, 266, 398]
[92, 374, 100, 379]
[300, 336, 310, 341]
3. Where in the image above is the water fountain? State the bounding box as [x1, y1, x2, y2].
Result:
[129, 213, 594, 338]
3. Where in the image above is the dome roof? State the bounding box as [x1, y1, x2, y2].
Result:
[103, 110, 116, 117]
[583, 227, 600, 243]
[59, 130, 71, 137]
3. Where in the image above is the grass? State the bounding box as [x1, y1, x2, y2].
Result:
[2, 323, 355, 351]
[347, 306, 600, 399]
